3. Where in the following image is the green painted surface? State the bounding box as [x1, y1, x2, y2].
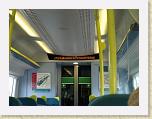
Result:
[61, 77, 91, 84]
[61, 77, 74, 84]
[79, 77, 91, 83]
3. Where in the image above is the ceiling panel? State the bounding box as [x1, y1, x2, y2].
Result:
[12, 22, 49, 62]
[24, 9, 95, 56]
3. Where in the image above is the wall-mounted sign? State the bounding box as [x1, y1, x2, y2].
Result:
[47, 53, 99, 60]
[32, 73, 37, 89]
[32, 73, 51, 90]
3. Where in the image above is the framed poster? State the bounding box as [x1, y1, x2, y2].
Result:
[37, 73, 51, 89]
[32, 73, 51, 90]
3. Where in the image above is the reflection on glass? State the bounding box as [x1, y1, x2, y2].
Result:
[117, 23, 139, 94]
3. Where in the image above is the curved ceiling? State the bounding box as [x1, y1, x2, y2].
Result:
[11, 9, 138, 63]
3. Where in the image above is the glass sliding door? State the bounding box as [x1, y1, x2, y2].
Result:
[61, 64, 91, 106]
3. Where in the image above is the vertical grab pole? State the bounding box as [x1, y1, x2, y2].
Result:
[95, 10, 106, 96]
[74, 63, 78, 106]
[107, 9, 117, 94]
[9, 10, 16, 52]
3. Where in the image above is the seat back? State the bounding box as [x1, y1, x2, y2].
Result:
[47, 98, 59, 106]
[89, 94, 130, 106]
[37, 98, 47, 105]
[18, 97, 37, 106]
[89, 95, 96, 102]
[41, 96, 47, 102]
[9, 97, 22, 106]
[30, 95, 37, 102]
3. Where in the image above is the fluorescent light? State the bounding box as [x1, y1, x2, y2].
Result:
[94, 40, 99, 53]
[99, 9, 107, 35]
[73, 62, 78, 65]
[94, 39, 106, 53]
[9, 10, 39, 37]
[94, 9, 107, 53]
[36, 41, 53, 54]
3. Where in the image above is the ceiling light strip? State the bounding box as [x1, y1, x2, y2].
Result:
[24, 10, 57, 52]
[11, 47, 40, 67]
[9, 10, 39, 37]
[36, 41, 53, 54]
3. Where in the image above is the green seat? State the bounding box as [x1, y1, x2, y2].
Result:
[41, 96, 47, 102]
[37, 98, 47, 106]
[18, 97, 37, 106]
[47, 98, 59, 106]
[9, 97, 22, 106]
[89, 95, 96, 102]
[30, 95, 37, 102]
[88, 94, 130, 106]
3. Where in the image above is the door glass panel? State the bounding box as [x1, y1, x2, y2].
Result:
[61, 66, 74, 77]
[78, 65, 91, 106]
[78, 84, 91, 106]
[61, 66, 74, 106]
[61, 84, 74, 106]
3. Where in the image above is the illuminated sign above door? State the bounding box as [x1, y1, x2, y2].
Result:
[47, 54, 99, 60]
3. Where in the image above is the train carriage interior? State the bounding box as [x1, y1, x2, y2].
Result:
[9, 9, 139, 106]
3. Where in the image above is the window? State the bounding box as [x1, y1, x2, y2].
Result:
[133, 72, 139, 89]
[9, 75, 17, 97]
[117, 23, 139, 94]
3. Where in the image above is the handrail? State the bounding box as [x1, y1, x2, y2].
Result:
[9, 10, 16, 51]
[95, 10, 106, 96]
[11, 47, 40, 67]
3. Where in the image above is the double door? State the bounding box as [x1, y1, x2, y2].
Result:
[61, 65, 91, 106]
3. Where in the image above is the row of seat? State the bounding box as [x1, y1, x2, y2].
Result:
[9, 97, 59, 106]
[10, 94, 132, 106]
[9, 94, 129, 106]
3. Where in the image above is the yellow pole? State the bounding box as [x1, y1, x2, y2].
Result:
[95, 10, 106, 96]
[107, 9, 117, 94]
[9, 9, 16, 52]
[11, 47, 40, 67]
